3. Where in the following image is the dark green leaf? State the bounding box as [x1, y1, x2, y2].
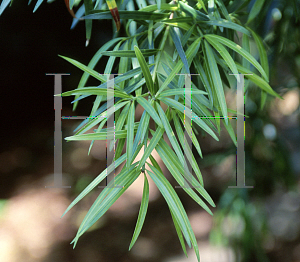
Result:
[247, 0, 266, 24]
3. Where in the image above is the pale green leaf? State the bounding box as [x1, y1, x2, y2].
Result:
[136, 96, 163, 127]
[127, 101, 135, 168]
[61, 153, 127, 218]
[137, 126, 164, 169]
[235, 63, 282, 99]
[156, 105, 185, 166]
[129, 174, 149, 250]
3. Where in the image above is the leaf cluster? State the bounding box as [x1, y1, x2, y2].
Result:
[1, 0, 282, 260]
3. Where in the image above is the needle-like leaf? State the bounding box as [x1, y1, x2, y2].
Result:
[129, 173, 149, 250]
[205, 34, 269, 81]
[134, 45, 155, 95]
[126, 101, 135, 167]
[136, 96, 163, 127]
[204, 40, 229, 124]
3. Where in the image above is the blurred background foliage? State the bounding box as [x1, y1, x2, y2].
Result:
[0, 0, 299, 261]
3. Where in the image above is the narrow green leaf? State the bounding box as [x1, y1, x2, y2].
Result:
[137, 126, 164, 169]
[84, 0, 93, 46]
[129, 174, 149, 250]
[161, 97, 219, 141]
[204, 34, 269, 81]
[147, 165, 201, 261]
[205, 40, 229, 125]
[139, 3, 178, 12]
[247, 0, 266, 24]
[59, 87, 131, 99]
[196, 0, 208, 13]
[199, 19, 251, 36]
[242, 34, 251, 69]
[172, 110, 202, 158]
[158, 89, 207, 98]
[75, 101, 129, 136]
[136, 97, 163, 127]
[61, 153, 127, 218]
[216, 0, 231, 21]
[73, 37, 124, 110]
[133, 110, 150, 154]
[193, 58, 214, 109]
[214, 110, 221, 135]
[149, 154, 163, 174]
[171, 111, 204, 183]
[170, 26, 190, 74]
[170, 208, 188, 257]
[58, 55, 110, 84]
[115, 138, 125, 160]
[179, 1, 209, 21]
[157, 37, 202, 96]
[88, 117, 107, 155]
[127, 101, 135, 168]
[146, 167, 192, 248]
[65, 122, 140, 141]
[65, 129, 126, 141]
[72, 165, 141, 246]
[203, 36, 240, 82]
[247, 27, 270, 109]
[235, 63, 282, 99]
[118, 41, 129, 89]
[102, 48, 159, 57]
[116, 102, 131, 131]
[134, 45, 154, 95]
[156, 105, 185, 166]
[151, 131, 215, 209]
